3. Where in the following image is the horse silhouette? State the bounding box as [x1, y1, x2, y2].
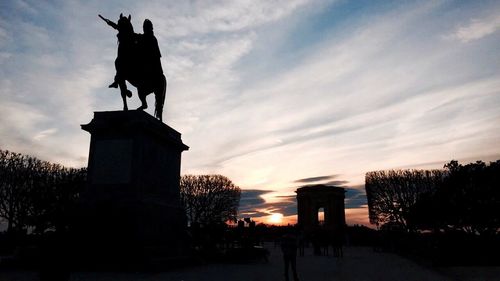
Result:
[101, 14, 166, 121]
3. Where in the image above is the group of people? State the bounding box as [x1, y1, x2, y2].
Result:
[280, 229, 344, 281]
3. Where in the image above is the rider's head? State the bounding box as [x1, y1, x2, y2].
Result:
[143, 19, 153, 34]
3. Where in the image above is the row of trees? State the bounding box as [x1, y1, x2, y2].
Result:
[0, 150, 86, 234]
[366, 160, 500, 235]
[411, 160, 500, 235]
[0, 149, 242, 235]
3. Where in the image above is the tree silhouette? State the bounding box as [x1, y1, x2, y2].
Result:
[0, 150, 32, 233]
[180, 174, 241, 226]
[28, 163, 86, 233]
[365, 169, 445, 231]
[411, 160, 500, 235]
[0, 149, 86, 234]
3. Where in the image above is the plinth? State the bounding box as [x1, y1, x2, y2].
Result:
[78, 110, 189, 266]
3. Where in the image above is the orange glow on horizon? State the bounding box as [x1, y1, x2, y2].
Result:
[345, 207, 371, 227]
[250, 213, 297, 226]
[246, 207, 372, 227]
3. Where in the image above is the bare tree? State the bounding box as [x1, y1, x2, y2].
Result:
[0, 150, 35, 233]
[365, 169, 445, 231]
[0, 149, 86, 234]
[180, 174, 241, 226]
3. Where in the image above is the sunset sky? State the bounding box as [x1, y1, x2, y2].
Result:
[1, 0, 499, 226]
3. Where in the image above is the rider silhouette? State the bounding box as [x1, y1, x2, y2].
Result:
[99, 14, 134, 97]
[139, 19, 163, 82]
[100, 15, 163, 96]
[99, 14, 167, 120]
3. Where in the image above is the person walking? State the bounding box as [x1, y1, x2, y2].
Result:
[281, 232, 300, 281]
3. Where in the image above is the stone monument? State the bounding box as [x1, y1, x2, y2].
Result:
[296, 185, 346, 232]
[78, 110, 189, 266]
[73, 14, 189, 267]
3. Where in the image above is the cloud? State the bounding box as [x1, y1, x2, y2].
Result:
[239, 189, 297, 218]
[33, 128, 58, 141]
[344, 186, 367, 209]
[188, 1, 500, 192]
[0, 25, 8, 45]
[0, 0, 138, 166]
[239, 189, 271, 208]
[324, 180, 349, 186]
[135, 0, 313, 38]
[448, 15, 500, 43]
[270, 201, 297, 217]
[238, 189, 273, 216]
[293, 175, 338, 183]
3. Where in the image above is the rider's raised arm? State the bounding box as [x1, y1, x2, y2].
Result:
[99, 14, 118, 30]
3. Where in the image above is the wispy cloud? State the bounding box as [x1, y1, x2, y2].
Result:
[324, 180, 349, 186]
[135, 0, 313, 38]
[33, 128, 58, 141]
[293, 175, 339, 183]
[447, 15, 500, 43]
[185, 1, 500, 191]
[239, 189, 297, 218]
[344, 186, 367, 209]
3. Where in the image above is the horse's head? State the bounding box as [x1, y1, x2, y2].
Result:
[117, 13, 134, 35]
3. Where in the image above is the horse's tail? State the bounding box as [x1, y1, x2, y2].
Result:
[154, 74, 167, 121]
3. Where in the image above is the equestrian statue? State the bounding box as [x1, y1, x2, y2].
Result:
[99, 14, 166, 121]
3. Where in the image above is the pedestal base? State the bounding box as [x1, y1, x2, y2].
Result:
[76, 110, 189, 267]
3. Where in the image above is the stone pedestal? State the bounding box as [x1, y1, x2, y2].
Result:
[78, 110, 189, 265]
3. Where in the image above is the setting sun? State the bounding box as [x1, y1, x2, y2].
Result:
[268, 213, 284, 225]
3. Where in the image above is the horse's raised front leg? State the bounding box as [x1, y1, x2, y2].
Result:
[136, 90, 148, 111]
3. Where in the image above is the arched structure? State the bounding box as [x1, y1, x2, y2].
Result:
[296, 185, 346, 231]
